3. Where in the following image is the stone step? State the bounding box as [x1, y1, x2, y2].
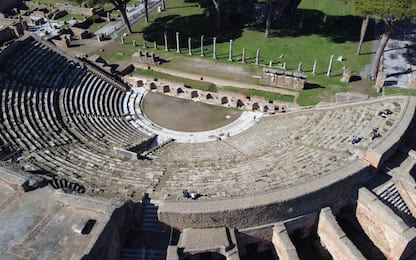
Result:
[139, 199, 166, 233]
[121, 248, 166, 260]
[375, 182, 416, 226]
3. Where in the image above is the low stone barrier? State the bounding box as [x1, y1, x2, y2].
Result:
[272, 223, 299, 260]
[317, 207, 365, 259]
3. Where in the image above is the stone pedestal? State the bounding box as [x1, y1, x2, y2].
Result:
[340, 69, 351, 82]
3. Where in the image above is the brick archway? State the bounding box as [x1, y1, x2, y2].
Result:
[237, 99, 244, 108]
[221, 96, 228, 104]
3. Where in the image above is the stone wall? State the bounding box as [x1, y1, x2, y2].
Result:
[124, 75, 295, 113]
[317, 207, 365, 259]
[0, 27, 16, 45]
[0, 0, 21, 13]
[25, 2, 94, 16]
[272, 223, 299, 260]
[0, 33, 29, 62]
[83, 200, 143, 260]
[262, 69, 306, 90]
[0, 20, 24, 45]
[356, 188, 416, 259]
[158, 160, 370, 229]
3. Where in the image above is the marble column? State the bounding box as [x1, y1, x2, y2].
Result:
[164, 32, 168, 51]
[188, 37, 192, 55]
[327, 55, 334, 77]
[228, 39, 233, 61]
[213, 37, 217, 59]
[200, 35, 205, 57]
[176, 32, 180, 53]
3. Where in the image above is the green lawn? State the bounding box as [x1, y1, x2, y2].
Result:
[88, 20, 110, 32]
[31, 0, 79, 6]
[131, 68, 218, 92]
[58, 13, 85, 22]
[104, 0, 371, 75]
[384, 87, 416, 96]
[98, 0, 378, 105]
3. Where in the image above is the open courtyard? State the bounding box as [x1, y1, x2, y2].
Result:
[142, 91, 242, 131]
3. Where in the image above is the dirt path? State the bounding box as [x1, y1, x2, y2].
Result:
[133, 62, 300, 100]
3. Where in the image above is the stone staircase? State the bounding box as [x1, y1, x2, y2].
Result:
[121, 247, 167, 260]
[374, 181, 416, 227]
[139, 198, 166, 233]
[120, 198, 169, 260]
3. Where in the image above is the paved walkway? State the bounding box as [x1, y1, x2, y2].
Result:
[383, 20, 416, 87]
[361, 20, 416, 88]
[96, 0, 161, 38]
[125, 87, 263, 143]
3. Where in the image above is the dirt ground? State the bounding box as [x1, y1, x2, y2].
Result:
[142, 92, 242, 132]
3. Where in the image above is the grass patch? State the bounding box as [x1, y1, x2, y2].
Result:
[131, 68, 218, 92]
[58, 13, 85, 22]
[384, 87, 416, 96]
[31, 0, 79, 5]
[95, 0, 382, 107]
[100, 0, 372, 87]
[88, 20, 110, 32]
[223, 86, 295, 102]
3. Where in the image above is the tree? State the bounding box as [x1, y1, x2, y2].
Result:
[265, 0, 276, 38]
[144, 0, 149, 23]
[356, 14, 370, 55]
[352, 0, 416, 79]
[212, 0, 221, 31]
[98, 0, 132, 33]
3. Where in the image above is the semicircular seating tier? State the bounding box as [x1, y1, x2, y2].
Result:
[0, 36, 414, 205]
[151, 98, 409, 199]
[0, 36, 163, 199]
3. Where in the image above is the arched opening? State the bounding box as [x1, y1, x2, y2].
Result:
[163, 85, 170, 93]
[177, 88, 184, 95]
[221, 96, 228, 104]
[252, 103, 260, 111]
[206, 93, 213, 100]
[150, 82, 157, 90]
[191, 90, 199, 99]
[184, 252, 226, 260]
[237, 99, 244, 108]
